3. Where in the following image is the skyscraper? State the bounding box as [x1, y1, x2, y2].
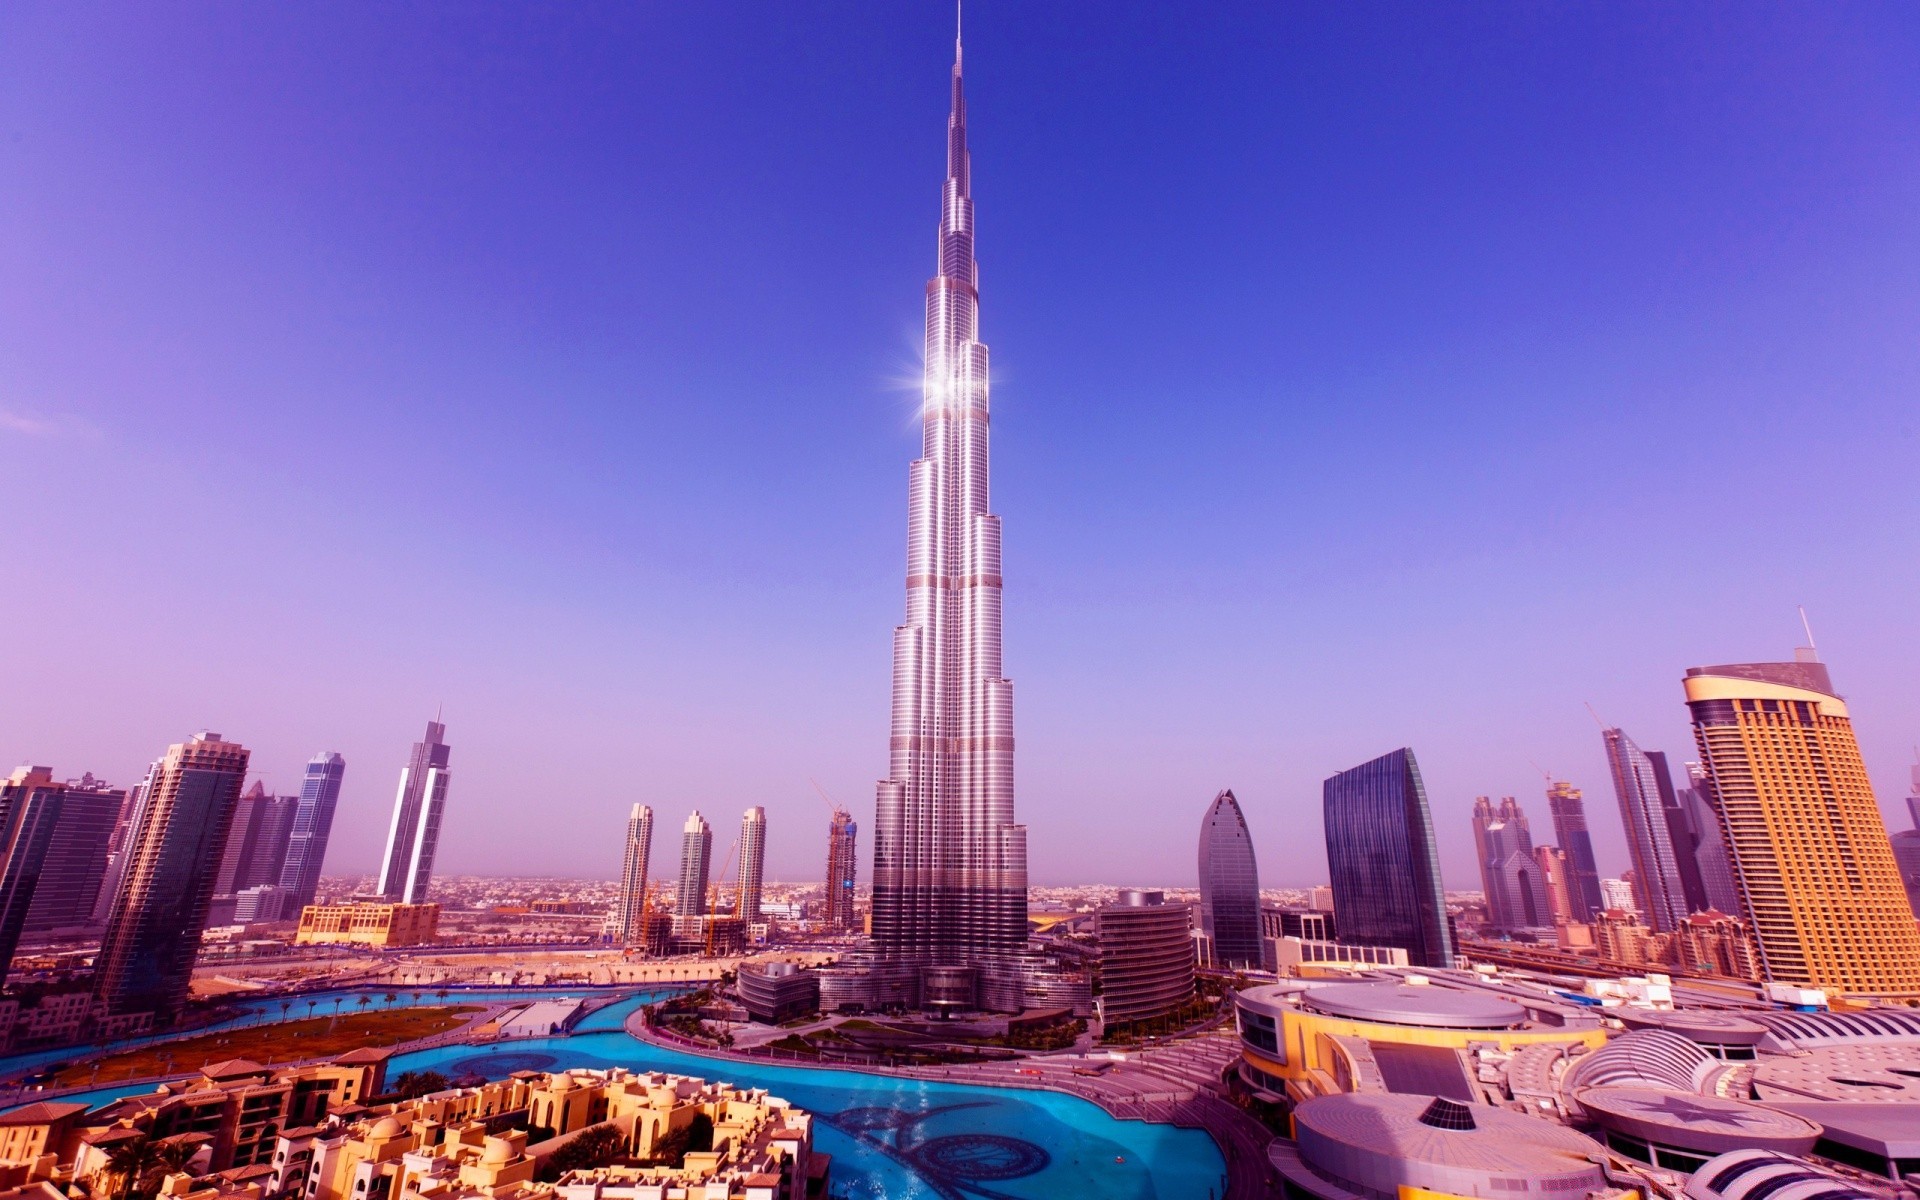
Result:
[1600, 728, 1690, 933]
[1684, 655, 1920, 996]
[376, 720, 451, 905]
[617, 804, 652, 947]
[214, 782, 299, 897]
[15, 772, 123, 934]
[1679, 761, 1743, 916]
[1197, 790, 1263, 970]
[1645, 748, 1712, 916]
[870, 19, 1028, 994]
[95, 732, 250, 1021]
[738, 806, 766, 926]
[1471, 797, 1552, 933]
[277, 752, 346, 917]
[675, 810, 712, 935]
[1889, 769, 1920, 922]
[92, 761, 156, 925]
[1323, 749, 1453, 969]
[825, 807, 857, 932]
[1534, 845, 1573, 924]
[1544, 780, 1604, 922]
[0, 767, 65, 986]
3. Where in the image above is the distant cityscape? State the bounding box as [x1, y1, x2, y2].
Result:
[1, 9, 1917, 1200]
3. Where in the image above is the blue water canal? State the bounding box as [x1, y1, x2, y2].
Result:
[7, 993, 1225, 1200]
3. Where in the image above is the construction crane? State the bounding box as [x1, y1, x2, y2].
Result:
[705, 838, 740, 957]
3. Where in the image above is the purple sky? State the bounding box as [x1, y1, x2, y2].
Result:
[2, 2, 1917, 889]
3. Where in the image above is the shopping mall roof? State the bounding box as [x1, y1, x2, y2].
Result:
[1293, 982, 1530, 1030]
[1574, 1086, 1820, 1156]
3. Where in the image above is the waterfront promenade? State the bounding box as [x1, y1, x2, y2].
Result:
[628, 1010, 1278, 1200]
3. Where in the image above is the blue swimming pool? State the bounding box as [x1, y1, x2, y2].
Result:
[16, 994, 1227, 1199]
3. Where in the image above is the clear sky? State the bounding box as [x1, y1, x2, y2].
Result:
[3, 3, 1917, 890]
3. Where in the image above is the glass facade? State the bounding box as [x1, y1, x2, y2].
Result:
[1322, 748, 1453, 969]
[1545, 780, 1605, 922]
[1197, 789, 1264, 969]
[278, 752, 346, 915]
[1601, 729, 1690, 932]
[376, 721, 451, 905]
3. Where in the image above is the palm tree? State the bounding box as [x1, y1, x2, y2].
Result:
[436, 989, 448, 1005]
[280, 1001, 293, 1023]
[306, 1000, 318, 1021]
[412, 992, 423, 1007]
[382, 991, 398, 1010]
[103, 1134, 159, 1200]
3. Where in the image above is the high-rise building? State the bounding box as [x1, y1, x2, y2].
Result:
[1677, 762, 1743, 916]
[1534, 845, 1573, 924]
[675, 811, 712, 935]
[869, 22, 1029, 996]
[824, 808, 857, 932]
[1643, 748, 1712, 917]
[1684, 655, 1920, 995]
[1322, 749, 1453, 969]
[1544, 780, 1604, 922]
[215, 783, 299, 897]
[275, 752, 345, 919]
[1891, 769, 1920, 923]
[95, 732, 251, 1021]
[12, 772, 123, 934]
[738, 806, 766, 926]
[617, 804, 653, 947]
[1095, 891, 1196, 1025]
[92, 761, 157, 925]
[1599, 877, 1639, 913]
[376, 720, 451, 905]
[0, 767, 65, 986]
[1471, 797, 1552, 933]
[1197, 790, 1264, 970]
[1600, 728, 1690, 932]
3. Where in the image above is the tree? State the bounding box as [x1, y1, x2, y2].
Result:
[280, 1001, 293, 1022]
[391, 1070, 451, 1099]
[306, 1000, 318, 1021]
[103, 1134, 159, 1200]
[382, 991, 398, 1009]
[356, 995, 372, 1017]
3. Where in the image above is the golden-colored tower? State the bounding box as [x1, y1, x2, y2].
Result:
[1684, 657, 1920, 997]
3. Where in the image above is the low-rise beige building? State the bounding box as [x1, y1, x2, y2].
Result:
[297, 903, 440, 948]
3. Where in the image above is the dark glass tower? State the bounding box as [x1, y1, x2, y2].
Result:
[1197, 790, 1263, 970]
[1601, 728, 1690, 932]
[277, 752, 346, 915]
[18, 773, 122, 934]
[1323, 748, 1453, 969]
[95, 732, 250, 1021]
[0, 768, 67, 987]
[1545, 780, 1605, 922]
[825, 807, 858, 932]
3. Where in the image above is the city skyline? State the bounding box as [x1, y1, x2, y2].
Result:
[4, 5, 1920, 887]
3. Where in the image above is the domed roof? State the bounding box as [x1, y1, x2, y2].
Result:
[370, 1117, 404, 1139]
[481, 1138, 515, 1165]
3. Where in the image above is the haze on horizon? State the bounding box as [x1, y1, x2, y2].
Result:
[2, 3, 1916, 891]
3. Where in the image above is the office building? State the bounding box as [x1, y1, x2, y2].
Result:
[214, 782, 299, 897]
[1645, 748, 1714, 917]
[90, 765, 154, 925]
[1684, 654, 1920, 995]
[616, 803, 652, 947]
[1472, 796, 1553, 933]
[1322, 749, 1453, 968]
[375, 719, 451, 905]
[1544, 779, 1604, 921]
[1534, 845, 1573, 924]
[10, 772, 122, 935]
[674, 810, 711, 935]
[0, 768, 68, 986]
[1674, 761, 1745, 917]
[232, 884, 285, 924]
[869, 22, 1031, 1003]
[738, 805, 766, 925]
[736, 960, 820, 1024]
[94, 732, 250, 1021]
[1095, 890, 1195, 1025]
[1198, 789, 1264, 969]
[276, 752, 346, 916]
[824, 806, 857, 932]
[1891, 769, 1920, 921]
[1601, 728, 1690, 932]
[1600, 877, 1638, 913]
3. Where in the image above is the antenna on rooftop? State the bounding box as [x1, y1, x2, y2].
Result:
[1797, 605, 1819, 658]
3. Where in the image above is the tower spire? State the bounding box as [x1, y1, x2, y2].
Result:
[956, 0, 963, 66]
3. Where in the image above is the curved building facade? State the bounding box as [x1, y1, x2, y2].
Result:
[1322, 749, 1453, 969]
[1198, 790, 1263, 970]
[1095, 890, 1195, 1024]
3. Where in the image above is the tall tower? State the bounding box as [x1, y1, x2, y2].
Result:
[675, 810, 712, 935]
[738, 807, 766, 926]
[1473, 797, 1551, 933]
[6, 770, 123, 936]
[1601, 728, 1690, 932]
[1684, 655, 1920, 996]
[1197, 790, 1263, 969]
[617, 804, 653, 947]
[376, 720, 451, 905]
[0, 767, 63, 988]
[215, 783, 298, 897]
[277, 752, 346, 916]
[871, 16, 1027, 979]
[95, 732, 250, 1021]
[1544, 780, 1604, 922]
[1323, 749, 1453, 969]
[825, 807, 858, 932]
